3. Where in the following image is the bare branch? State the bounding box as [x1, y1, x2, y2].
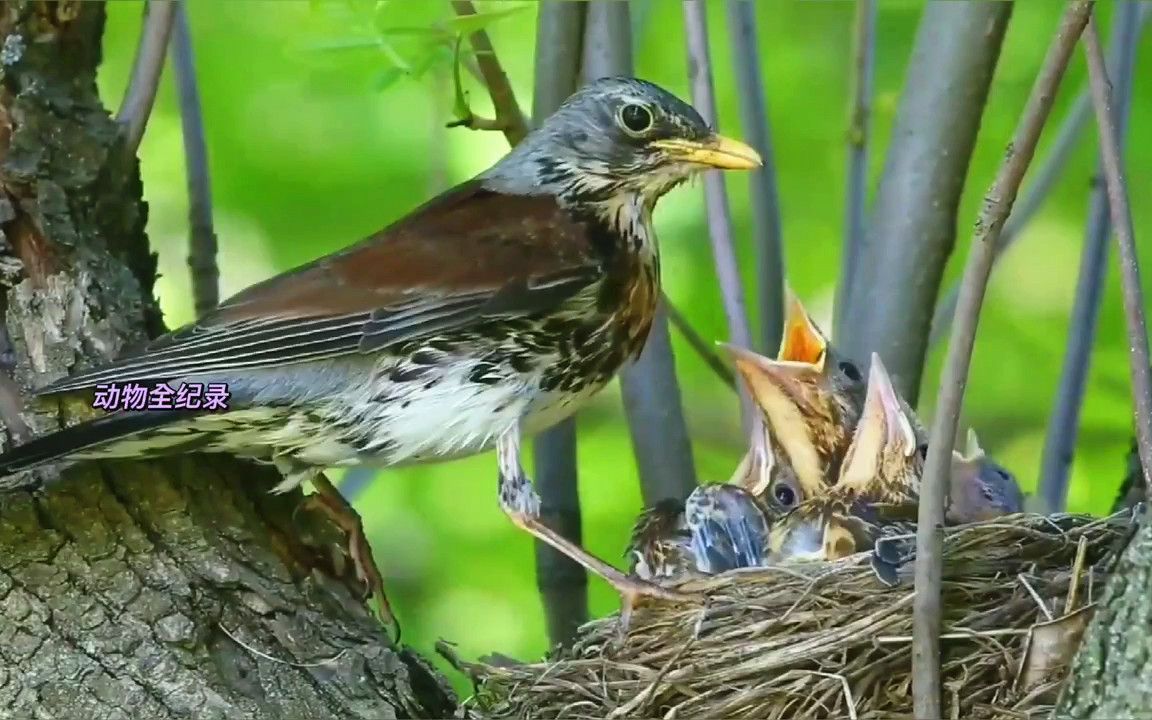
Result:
[1082, 9, 1152, 495]
[450, 0, 529, 146]
[833, 0, 877, 341]
[117, 0, 177, 156]
[913, 5, 1092, 717]
[665, 302, 736, 391]
[724, 0, 785, 356]
[1039, 1, 1142, 513]
[837, 2, 1012, 405]
[169, 1, 219, 319]
[929, 3, 1152, 349]
[584, 0, 697, 504]
[530, 0, 589, 650]
[682, 0, 755, 432]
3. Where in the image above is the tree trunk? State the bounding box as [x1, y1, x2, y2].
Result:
[1056, 510, 1152, 717]
[0, 3, 455, 718]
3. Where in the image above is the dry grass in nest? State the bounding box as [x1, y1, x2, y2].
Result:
[449, 510, 1137, 720]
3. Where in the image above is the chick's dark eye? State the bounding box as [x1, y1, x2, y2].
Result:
[917, 443, 929, 459]
[772, 482, 797, 508]
[620, 103, 653, 133]
[839, 360, 862, 382]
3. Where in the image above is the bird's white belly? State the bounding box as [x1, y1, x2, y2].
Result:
[297, 360, 605, 469]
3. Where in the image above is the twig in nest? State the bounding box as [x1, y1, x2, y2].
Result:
[117, 0, 177, 156]
[1082, 12, 1152, 492]
[913, 4, 1093, 718]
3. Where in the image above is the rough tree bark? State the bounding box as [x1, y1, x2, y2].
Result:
[1058, 510, 1152, 716]
[0, 4, 454, 718]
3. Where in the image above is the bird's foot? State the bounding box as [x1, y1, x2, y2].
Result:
[496, 427, 698, 645]
[302, 473, 401, 643]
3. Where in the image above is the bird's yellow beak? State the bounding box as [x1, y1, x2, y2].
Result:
[650, 134, 762, 170]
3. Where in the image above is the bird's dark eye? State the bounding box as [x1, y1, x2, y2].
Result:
[620, 103, 653, 134]
[917, 443, 929, 459]
[772, 481, 798, 509]
[839, 360, 862, 382]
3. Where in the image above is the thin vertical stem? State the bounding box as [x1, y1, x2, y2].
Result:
[1082, 11, 1152, 495]
[531, 0, 589, 650]
[451, 0, 529, 146]
[913, 4, 1092, 717]
[724, 0, 785, 356]
[1039, 1, 1142, 513]
[834, 0, 877, 341]
[117, 0, 177, 155]
[170, 1, 219, 319]
[682, 0, 755, 432]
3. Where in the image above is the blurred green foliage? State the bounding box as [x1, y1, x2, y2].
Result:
[97, 0, 1150, 689]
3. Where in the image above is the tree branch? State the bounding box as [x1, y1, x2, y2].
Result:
[169, 1, 219, 318]
[838, 2, 1012, 405]
[724, 0, 785, 356]
[450, 0, 529, 146]
[1082, 9, 1152, 495]
[116, 0, 177, 156]
[682, 0, 755, 432]
[529, 0, 589, 650]
[833, 0, 877, 342]
[1038, 0, 1142, 513]
[912, 4, 1092, 717]
[928, 3, 1152, 349]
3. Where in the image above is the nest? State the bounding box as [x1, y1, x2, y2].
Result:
[454, 510, 1138, 720]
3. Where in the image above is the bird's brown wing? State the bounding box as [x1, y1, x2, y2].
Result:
[42, 181, 605, 394]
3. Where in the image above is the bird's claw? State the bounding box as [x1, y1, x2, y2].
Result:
[298, 477, 402, 644]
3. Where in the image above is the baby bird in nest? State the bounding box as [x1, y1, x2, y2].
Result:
[948, 428, 1024, 523]
[627, 484, 772, 580]
[723, 291, 868, 501]
[767, 353, 923, 583]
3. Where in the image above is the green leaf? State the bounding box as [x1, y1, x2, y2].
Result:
[375, 26, 451, 38]
[443, 5, 528, 36]
[305, 36, 383, 54]
[373, 66, 407, 92]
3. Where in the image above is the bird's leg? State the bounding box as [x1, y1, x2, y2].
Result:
[279, 458, 400, 641]
[496, 426, 698, 636]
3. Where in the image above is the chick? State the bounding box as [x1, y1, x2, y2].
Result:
[628, 484, 771, 580]
[723, 292, 867, 496]
[947, 429, 1024, 523]
[767, 354, 921, 567]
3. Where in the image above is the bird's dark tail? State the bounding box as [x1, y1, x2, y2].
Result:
[0, 409, 202, 478]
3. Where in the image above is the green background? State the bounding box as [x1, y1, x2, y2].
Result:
[97, 0, 1149, 685]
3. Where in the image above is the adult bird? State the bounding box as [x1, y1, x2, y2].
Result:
[0, 77, 761, 630]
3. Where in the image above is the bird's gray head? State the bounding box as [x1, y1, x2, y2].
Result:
[483, 77, 761, 204]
